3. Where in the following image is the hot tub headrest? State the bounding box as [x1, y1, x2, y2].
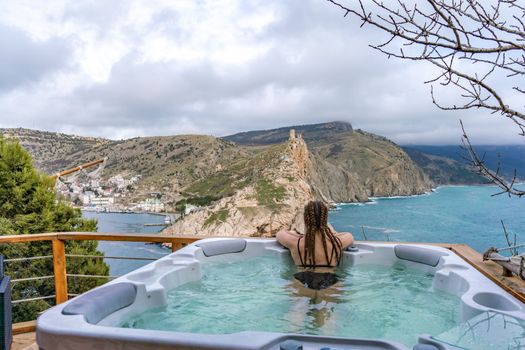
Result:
[197, 239, 247, 257]
[62, 282, 137, 324]
[394, 245, 447, 267]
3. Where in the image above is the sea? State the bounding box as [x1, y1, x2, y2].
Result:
[84, 185, 525, 276]
[82, 211, 171, 276]
[330, 185, 525, 253]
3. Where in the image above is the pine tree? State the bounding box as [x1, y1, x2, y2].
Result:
[0, 137, 109, 322]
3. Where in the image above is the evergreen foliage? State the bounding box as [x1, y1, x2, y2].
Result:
[0, 137, 109, 322]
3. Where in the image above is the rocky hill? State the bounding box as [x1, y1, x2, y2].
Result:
[1, 128, 109, 173]
[1, 128, 249, 205]
[225, 122, 432, 198]
[166, 134, 317, 236]
[167, 129, 432, 236]
[225, 122, 493, 187]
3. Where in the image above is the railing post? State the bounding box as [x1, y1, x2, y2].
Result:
[171, 239, 183, 253]
[52, 239, 68, 304]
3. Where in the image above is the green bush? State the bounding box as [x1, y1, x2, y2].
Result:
[255, 179, 286, 210]
[0, 137, 109, 322]
[203, 209, 229, 227]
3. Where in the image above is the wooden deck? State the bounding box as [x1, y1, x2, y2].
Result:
[449, 243, 525, 303]
[10, 241, 525, 349]
[12, 332, 36, 350]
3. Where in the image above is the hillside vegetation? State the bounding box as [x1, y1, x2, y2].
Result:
[1, 128, 109, 174]
[404, 145, 525, 183]
[166, 127, 432, 236]
[2, 121, 496, 220]
[1, 128, 249, 206]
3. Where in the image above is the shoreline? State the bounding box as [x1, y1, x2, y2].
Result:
[80, 208, 176, 217]
[335, 188, 436, 207]
[334, 183, 524, 207]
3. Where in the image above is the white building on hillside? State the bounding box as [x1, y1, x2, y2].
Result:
[137, 198, 165, 213]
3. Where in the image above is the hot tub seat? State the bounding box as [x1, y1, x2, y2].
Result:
[394, 245, 447, 267]
[196, 238, 247, 257]
[62, 282, 137, 324]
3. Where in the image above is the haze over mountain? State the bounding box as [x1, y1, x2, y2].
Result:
[403, 145, 525, 182]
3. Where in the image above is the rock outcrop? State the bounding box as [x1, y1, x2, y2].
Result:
[165, 128, 432, 237]
[165, 130, 317, 237]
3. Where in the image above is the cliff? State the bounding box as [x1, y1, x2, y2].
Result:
[313, 129, 432, 197]
[165, 129, 430, 237]
[165, 132, 317, 237]
[226, 123, 433, 198]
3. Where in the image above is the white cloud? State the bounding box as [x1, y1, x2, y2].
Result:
[0, 0, 521, 145]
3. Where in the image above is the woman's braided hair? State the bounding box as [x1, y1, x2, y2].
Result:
[298, 201, 343, 268]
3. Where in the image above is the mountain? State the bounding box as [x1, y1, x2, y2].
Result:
[1, 128, 249, 206]
[2, 123, 432, 236]
[402, 147, 485, 185]
[403, 145, 525, 181]
[1, 128, 110, 174]
[226, 122, 432, 197]
[225, 123, 524, 186]
[223, 121, 353, 145]
[166, 131, 430, 236]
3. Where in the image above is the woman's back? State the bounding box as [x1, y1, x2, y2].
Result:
[276, 201, 354, 269]
[294, 234, 342, 268]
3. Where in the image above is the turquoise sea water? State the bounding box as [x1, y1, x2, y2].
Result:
[86, 185, 525, 276]
[121, 255, 459, 347]
[82, 211, 170, 276]
[329, 185, 525, 253]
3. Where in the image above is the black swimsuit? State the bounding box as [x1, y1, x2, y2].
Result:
[294, 236, 340, 290]
[293, 271, 339, 290]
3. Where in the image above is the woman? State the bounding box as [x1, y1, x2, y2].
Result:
[276, 201, 354, 290]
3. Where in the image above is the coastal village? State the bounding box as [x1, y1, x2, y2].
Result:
[55, 173, 168, 213]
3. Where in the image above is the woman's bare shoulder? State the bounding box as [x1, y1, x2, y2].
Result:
[276, 229, 301, 248]
[335, 231, 354, 247]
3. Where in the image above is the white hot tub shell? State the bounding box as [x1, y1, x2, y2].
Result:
[36, 239, 525, 350]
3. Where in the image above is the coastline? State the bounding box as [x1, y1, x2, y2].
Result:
[334, 188, 436, 207]
[333, 183, 524, 208]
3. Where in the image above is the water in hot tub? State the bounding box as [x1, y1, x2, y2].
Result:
[121, 255, 460, 346]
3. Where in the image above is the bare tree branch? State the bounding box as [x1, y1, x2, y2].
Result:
[461, 120, 525, 197]
[327, 0, 525, 124]
[327, 0, 525, 197]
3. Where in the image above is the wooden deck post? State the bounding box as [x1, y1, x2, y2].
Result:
[171, 239, 184, 252]
[52, 239, 68, 304]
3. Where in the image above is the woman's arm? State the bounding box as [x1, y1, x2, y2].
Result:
[336, 231, 354, 249]
[276, 229, 300, 249]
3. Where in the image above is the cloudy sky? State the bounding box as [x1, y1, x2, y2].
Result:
[0, 0, 522, 144]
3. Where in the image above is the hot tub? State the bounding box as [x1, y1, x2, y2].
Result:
[36, 239, 525, 350]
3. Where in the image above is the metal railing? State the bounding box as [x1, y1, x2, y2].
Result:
[0, 232, 203, 306]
